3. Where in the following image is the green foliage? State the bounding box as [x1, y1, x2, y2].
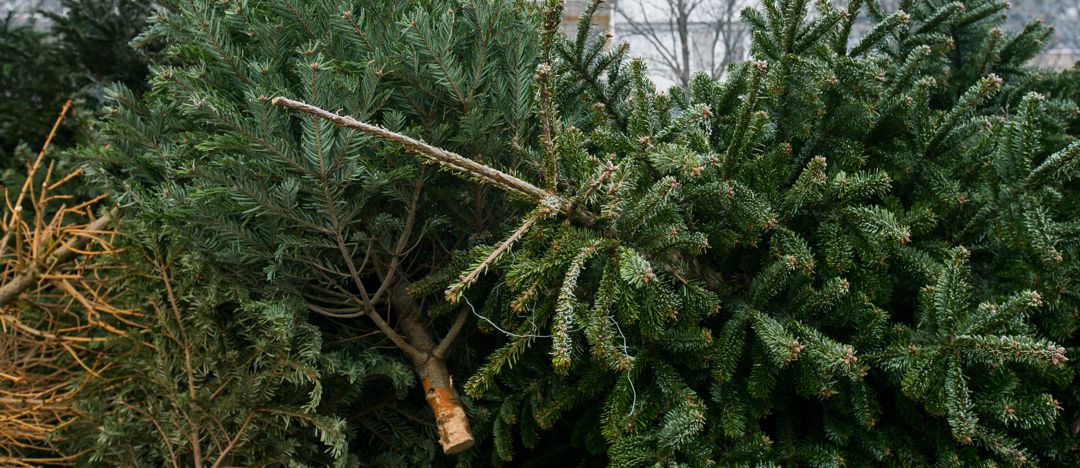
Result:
[84, 0, 1080, 466]
[442, 0, 1080, 465]
[0, 0, 153, 161]
[82, 0, 543, 464]
[66, 233, 424, 466]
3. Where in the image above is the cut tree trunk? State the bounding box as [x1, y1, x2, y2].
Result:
[414, 353, 474, 454]
[273, 97, 481, 454]
[392, 283, 475, 454]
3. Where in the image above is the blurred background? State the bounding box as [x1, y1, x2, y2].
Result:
[5, 0, 1077, 90]
[551, 0, 1079, 88]
[3, 0, 1078, 143]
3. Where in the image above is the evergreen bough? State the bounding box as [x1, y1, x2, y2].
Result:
[83, 0, 542, 464]
[1, 0, 154, 160]
[86, 0, 1080, 465]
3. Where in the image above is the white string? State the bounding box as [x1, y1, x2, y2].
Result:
[609, 316, 638, 418]
[463, 283, 585, 338]
[463, 295, 552, 339]
[463, 292, 638, 418]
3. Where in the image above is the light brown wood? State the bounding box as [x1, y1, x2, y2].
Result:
[421, 376, 474, 454]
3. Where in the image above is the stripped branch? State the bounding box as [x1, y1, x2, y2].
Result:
[0, 211, 116, 308]
[271, 97, 567, 211]
[0, 101, 127, 464]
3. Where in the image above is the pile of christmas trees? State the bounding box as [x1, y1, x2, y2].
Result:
[2, 0, 1078, 465]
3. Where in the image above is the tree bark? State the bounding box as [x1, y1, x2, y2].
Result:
[390, 283, 474, 454]
[414, 353, 473, 454]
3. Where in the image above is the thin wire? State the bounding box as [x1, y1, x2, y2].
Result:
[463, 291, 636, 417]
[466, 283, 585, 336]
[463, 295, 552, 339]
[609, 316, 637, 418]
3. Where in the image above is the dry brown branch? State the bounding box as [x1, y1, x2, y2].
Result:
[1, 100, 127, 464]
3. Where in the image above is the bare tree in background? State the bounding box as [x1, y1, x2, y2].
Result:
[703, 0, 749, 77]
[837, 0, 1079, 68]
[615, 0, 748, 89]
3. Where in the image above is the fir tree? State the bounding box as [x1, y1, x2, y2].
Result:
[272, 0, 1079, 465]
[84, 0, 543, 463]
[64, 230, 422, 466]
[87, 0, 1080, 465]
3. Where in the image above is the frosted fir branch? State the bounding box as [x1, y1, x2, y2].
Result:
[271, 97, 566, 211]
[445, 211, 541, 304]
[927, 74, 1003, 154]
[727, 60, 768, 162]
[913, 2, 965, 36]
[1025, 141, 1080, 188]
[552, 240, 604, 373]
[850, 10, 910, 57]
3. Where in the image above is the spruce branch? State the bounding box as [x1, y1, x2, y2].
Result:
[536, 62, 560, 191]
[727, 60, 768, 161]
[271, 97, 563, 210]
[574, 0, 606, 57]
[329, 228, 423, 360]
[850, 10, 910, 57]
[781, 0, 809, 53]
[556, 41, 631, 131]
[540, 0, 565, 61]
[955, 1, 1007, 28]
[210, 413, 253, 468]
[795, 10, 847, 53]
[366, 180, 425, 308]
[1025, 141, 1080, 188]
[912, 2, 964, 36]
[155, 253, 204, 468]
[832, 0, 862, 54]
[926, 74, 1003, 155]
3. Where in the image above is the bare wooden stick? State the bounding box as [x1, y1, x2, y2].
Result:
[0, 101, 129, 464]
[271, 97, 566, 211]
[0, 100, 72, 259]
[389, 283, 475, 454]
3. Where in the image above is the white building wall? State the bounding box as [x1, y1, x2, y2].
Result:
[1, 0, 62, 28]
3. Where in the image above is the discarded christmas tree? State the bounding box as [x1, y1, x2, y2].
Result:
[83, 0, 544, 463]
[271, 0, 1080, 465]
[88, 0, 1079, 465]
